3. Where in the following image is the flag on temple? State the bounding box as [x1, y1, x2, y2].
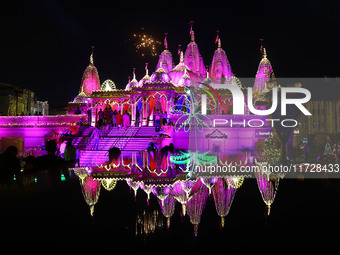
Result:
[215, 30, 219, 44]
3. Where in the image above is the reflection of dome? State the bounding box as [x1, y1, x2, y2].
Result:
[101, 79, 116, 91]
[80, 51, 100, 95]
[149, 66, 171, 83]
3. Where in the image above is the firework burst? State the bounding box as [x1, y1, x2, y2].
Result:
[132, 32, 162, 57]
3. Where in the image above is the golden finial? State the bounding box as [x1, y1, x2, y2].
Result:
[90, 45, 95, 65]
[262, 48, 267, 59]
[180, 51, 184, 63]
[218, 38, 221, 49]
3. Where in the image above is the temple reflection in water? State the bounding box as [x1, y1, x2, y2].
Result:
[72, 150, 280, 237]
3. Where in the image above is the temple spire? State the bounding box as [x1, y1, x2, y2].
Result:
[164, 33, 168, 50]
[260, 39, 264, 57]
[90, 45, 94, 65]
[189, 21, 195, 42]
[132, 68, 136, 80]
[262, 48, 267, 59]
[217, 38, 221, 49]
[145, 63, 149, 76]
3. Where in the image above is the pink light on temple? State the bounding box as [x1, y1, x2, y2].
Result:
[253, 47, 274, 94]
[149, 66, 171, 83]
[169, 51, 199, 86]
[80, 47, 101, 95]
[209, 39, 233, 82]
[156, 33, 173, 73]
[184, 24, 206, 77]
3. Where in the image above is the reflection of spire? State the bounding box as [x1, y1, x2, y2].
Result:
[255, 169, 280, 216]
[187, 185, 209, 237]
[80, 176, 101, 217]
[171, 180, 201, 216]
[212, 178, 236, 228]
[158, 195, 176, 229]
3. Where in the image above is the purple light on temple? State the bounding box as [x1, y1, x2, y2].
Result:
[149, 67, 171, 83]
[253, 48, 274, 93]
[80, 64, 101, 94]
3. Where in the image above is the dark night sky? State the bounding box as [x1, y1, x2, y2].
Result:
[1, 0, 339, 107]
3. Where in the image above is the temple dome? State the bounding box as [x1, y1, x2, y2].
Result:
[177, 69, 193, 87]
[199, 71, 214, 88]
[149, 66, 171, 83]
[137, 63, 150, 87]
[73, 91, 87, 103]
[125, 69, 138, 90]
[169, 51, 199, 86]
[80, 51, 100, 95]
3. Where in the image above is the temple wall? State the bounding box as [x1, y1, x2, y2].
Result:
[0, 114, 85, 154]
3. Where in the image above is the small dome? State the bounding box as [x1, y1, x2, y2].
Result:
[136, 63, 150, 88]
[125, 68, 138, 90]
[101, 79, 116, 91]
[138, 73, 150, 87]
[150, 67, 171, 83]
[73, 91, 87, 103]
[169, 51, 198, 86]
[177, 69, 193, 87]
[199, 71, 213, 88]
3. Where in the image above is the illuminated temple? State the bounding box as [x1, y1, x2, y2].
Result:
[0, 27, 282, 166]
[1, 28, 337, 239]
[62, 28, 277, 165]
[68, 30, 274, 125]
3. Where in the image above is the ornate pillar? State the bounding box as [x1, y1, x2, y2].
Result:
[130, 95, 136, 127]
[166, 91, 175, 120]
[148, 94, 158, 127]
[142, 93, 148, 126]
[91, 99, 96, 127]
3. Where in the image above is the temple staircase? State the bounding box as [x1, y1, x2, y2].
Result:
[79, 126, 159, 166]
